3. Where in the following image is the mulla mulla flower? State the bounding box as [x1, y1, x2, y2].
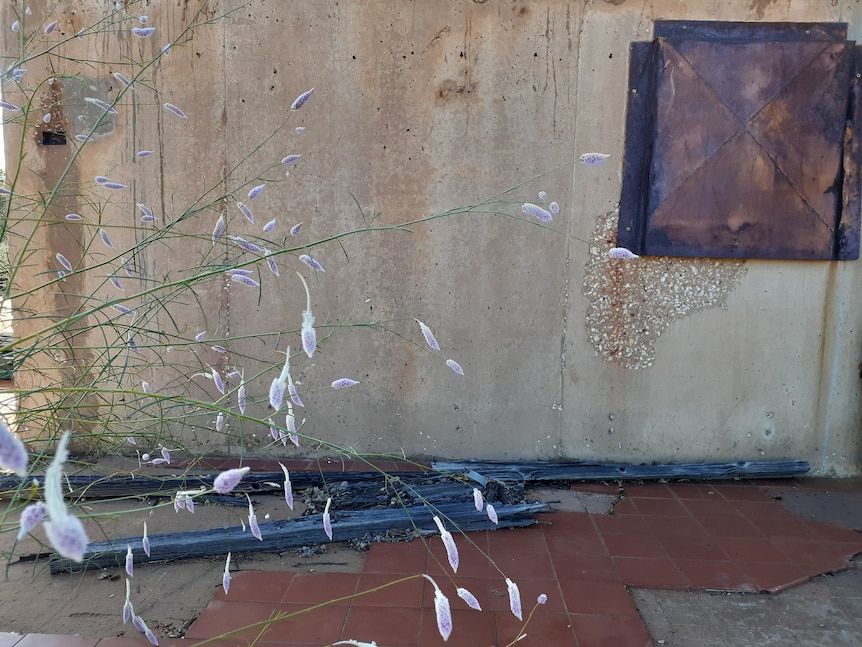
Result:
[433, 515, 459, 574]
[0, 418, 28, 477]
[421, 575, 453, 641]
[43, 431, 90, 562]
[213, 466, 250, 494]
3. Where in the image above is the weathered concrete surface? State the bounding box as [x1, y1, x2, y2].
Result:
[2, 1, 861, 472]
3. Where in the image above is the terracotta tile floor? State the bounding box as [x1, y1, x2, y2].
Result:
[2, 479, 861, 646]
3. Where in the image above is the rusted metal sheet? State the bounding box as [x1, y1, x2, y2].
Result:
[619, 22, 862, 260]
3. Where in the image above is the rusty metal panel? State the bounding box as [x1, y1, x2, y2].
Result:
[619, 22, 861, 260]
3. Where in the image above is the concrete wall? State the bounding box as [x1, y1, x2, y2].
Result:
[3, 0, 862, 474]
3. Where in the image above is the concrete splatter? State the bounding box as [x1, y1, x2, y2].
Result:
[583, 209, 746, 369]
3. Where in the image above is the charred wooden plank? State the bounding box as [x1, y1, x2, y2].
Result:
[48, 502, 551, 573]
[433, 460, 810, 484]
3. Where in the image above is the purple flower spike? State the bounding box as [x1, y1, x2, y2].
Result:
[215, 412, 224, 431]
[65, 213, 83, 221]
[506, 578, 522, 620]
[457, 587, 482, 611]
[608, 247, 639, 259]
[142, 522, 150, 557]
[538, 191, 547, 202]
[522, 202, 552, 223]
[238, 381, 247, 415]
[102, 182, 128, 190]
[415, 319, 440, 351]
[247, 184, 265, 200]
[223, 552, 231, 594]
[247, 495, 262, 541]
[537, 593, 548, 605]
[113, 72, 132, 87]
[163, 102, 187, 119]
[229, 236, 265, 254]
[433, 588, 452, 641]
[17, 502, 47, 540]
[290, 88, 314, 111]
[231, 274, 260, 288]
[549, 201, 560, 214]
[56, 253, 73, 272]
[125, 545, 134, 577]
[301, 310, 316, 358]
[213, 466, 250, 494]
[132, 27, 156, 37]
[281, 154, 302, 165]
[279, 462, 294, 509]
[486, 503, 498, 525]
[269, 378, 286, 411]
[141, 381, 151, 393]
[123, 579, 134, 624]
[0, 101, 21, 111]
[110, 276, 124, 291]
[195, 331, 206, 342]
[331, 378, 359, 389]
[289, 222, 302, 236]
[211, 367, 225, 394]
[160, 447, 171, 464]
[237, 202, 254, 223]
[44, 21, 59, 34]
[0, 419, 28, 477]
[263, 219, 277, 232]
[84, 97, 118, 115]
[212, 215, 226, 245]
[99, 228, 115, 248]
[299, 254, 325, 272]
[579, 152, 610, 166]
[264, 252, 280, 277]
[323, 497, 333, 540]
[44, 515, 89, 562]
[433, 516, 459, 573]
[446, 359, 464, 376]
[288, 382, 304, 408]
[472, 488, 483, 512]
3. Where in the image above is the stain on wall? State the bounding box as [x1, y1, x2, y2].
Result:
[583, 209, 746, 369]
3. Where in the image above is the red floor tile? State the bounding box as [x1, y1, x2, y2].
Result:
[624, 483, 676, 498]
[735, 560, 811, 593]
[716, 537, 787, 563]
[186, 600, 296, 641]
[633, 497, 691, 517]
[426, 547, 490, 579]
[603, 533, 668, 559]
[711, 484, 776, 501]
[610, 497, 639, 515]
[255, 603, 349, 644]
[281, 571, 360, 605]
[213, 570, 294, 602]
[752, 517, 821, 539]
[418, 607, 497, 647]
[559, 580, 640, 617]
[488, 551, 555, 580]
[771, 538, 857, 572]
[486, 527, 549, 553]
[644, 514, 708, 538]
[680, 496, 742, 517]
[673, 559, 757, 592]
[363, 540, 429, 574]
[353, 572, 425, 607]
[544, 512, 597, 533]
[570, 483, 619, 495]
[613, 556, 690, 589]
[496, 610, 579, 646]
[732, 499, 795, 520]
[570, 613, 651, 647]
[697, 515, 763, 538]
[544, 530, 609, 556]
[343, 606, 422, 645]
[593, 514, 652, 537]
[658, 535, 728, 561]
[670, 483, 721, 499]
[807, 521, 862, 543]
[551, 553, 621, 583]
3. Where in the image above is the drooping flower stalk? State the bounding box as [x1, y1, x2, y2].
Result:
[421, 574, 453, 641]
[433, 515, 459, 573]
[506, 577, 523, 620]
[246, 494, 262, 541]
[0, 419, 28, 477]
[456, 587, 482, 611]
[296, 272, 316, 358]
[415, 319, 440, 351]
[213, 467, 250, 494]
[223, 552, 232, 594]
[142, 521, 150, 557]
[323, 496, 333, 540]
[17, 502, 47, 540]
[472, 488, 484, 512]
[279, 462, 294, 509]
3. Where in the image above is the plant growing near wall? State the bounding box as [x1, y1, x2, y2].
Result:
[0, 1, 583, 645]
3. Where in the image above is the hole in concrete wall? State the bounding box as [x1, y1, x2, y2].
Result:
[41, 130, 67, 146]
